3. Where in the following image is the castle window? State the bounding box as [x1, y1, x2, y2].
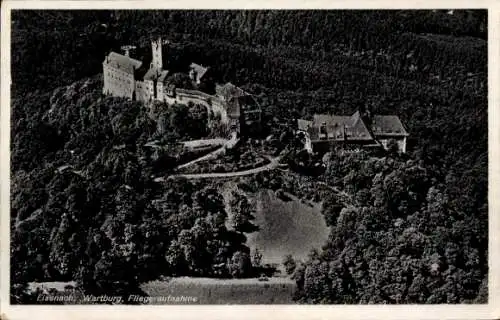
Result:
[320, 122, 327, 136]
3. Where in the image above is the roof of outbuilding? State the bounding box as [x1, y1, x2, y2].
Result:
[300, 111, 408, 141]
[312, 114, 352, 128]
[310, 113, 373, 141]
[372, 115, 409, 136]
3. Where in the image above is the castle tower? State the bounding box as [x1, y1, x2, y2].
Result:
[151, 37, 163, 70]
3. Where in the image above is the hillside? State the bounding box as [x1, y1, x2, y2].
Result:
[11, 77, 265, 303]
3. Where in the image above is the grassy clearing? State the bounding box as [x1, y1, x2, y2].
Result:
[247, 189, 329, 266]
[141, 277, 296, 304]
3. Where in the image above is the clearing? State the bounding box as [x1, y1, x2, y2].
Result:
[141, 277, 296, 304]
[247, 189, 329, 266]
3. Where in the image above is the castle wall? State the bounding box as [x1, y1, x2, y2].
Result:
[164, 88, 229, 124]
[102, 64, 135, 99]
[135, 81, 150, 103]
[157, 82, 164, 101]
[145, 79, 155, 100]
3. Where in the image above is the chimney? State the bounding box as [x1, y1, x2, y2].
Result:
[359, 104, 372, 127]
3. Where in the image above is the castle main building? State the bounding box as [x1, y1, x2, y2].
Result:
[103, 38, 177, 102]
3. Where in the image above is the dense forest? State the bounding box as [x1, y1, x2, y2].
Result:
[11, 10, 487, 304]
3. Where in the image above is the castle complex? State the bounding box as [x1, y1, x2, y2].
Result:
[102, 38, 407, 153]
[102, 38, 261, 135]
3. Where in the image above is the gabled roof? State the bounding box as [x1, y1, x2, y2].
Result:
[309, 113, 373, 141]
[104, 52, 142, 74]
[190, 63, 208, 80]
[158, 70, 169, 83]
[143, 67, 161, 81]
[348, 111, 373, 140]
[372, 115, 409, 136]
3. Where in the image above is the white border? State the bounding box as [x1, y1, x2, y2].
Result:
[1, 1, 499, 320]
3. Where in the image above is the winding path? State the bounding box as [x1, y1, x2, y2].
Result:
[154, 156, 281, 181]
[176, 132, 239, 170]
[176, 144, 227, 170]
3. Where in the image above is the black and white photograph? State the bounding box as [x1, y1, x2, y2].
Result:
[1, 2, 496, 318]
